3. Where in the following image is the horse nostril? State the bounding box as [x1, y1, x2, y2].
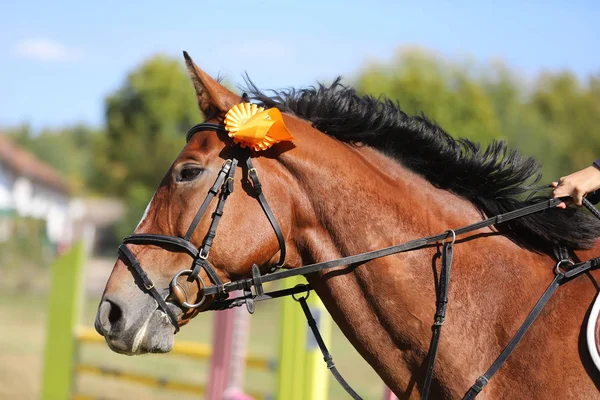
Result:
[108, 301, 123, 326]
[97, 299, 124, 335]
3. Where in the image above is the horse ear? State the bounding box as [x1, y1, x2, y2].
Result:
[183, 51, 241, 119]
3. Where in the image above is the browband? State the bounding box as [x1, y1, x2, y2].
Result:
[186, 123, 227, 142]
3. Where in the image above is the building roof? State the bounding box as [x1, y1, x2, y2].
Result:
[0, 134, 70, 194]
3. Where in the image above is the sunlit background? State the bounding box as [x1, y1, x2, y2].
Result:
[1, 1, 599, 399]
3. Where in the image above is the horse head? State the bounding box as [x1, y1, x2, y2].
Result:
[95, 52, 310, 354]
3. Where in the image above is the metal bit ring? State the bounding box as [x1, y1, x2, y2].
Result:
[170, 269, 206, 309]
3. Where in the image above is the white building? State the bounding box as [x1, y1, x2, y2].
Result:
[0, 135, 72, 245]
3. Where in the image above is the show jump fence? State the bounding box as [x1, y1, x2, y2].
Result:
[41, 242, 397, 400]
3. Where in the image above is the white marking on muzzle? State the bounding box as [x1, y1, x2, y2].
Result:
[131, 301, 158, 354]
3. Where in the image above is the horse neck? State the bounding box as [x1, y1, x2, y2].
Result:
[276, 127, 553, 397]
[279, 127, 486, 268]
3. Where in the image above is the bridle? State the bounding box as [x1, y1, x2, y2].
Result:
[117, 122, 287, 333]
[117, 121, 600, 400]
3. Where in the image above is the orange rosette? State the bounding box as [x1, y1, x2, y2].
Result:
[224, 102, 294, 151]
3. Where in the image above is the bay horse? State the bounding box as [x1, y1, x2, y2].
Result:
[95, 52, 600, 399]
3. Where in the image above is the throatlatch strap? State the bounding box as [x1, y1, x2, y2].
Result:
[246, 158, 287, 268]
[118, 244, 180, 332]
[297, 296, 363, 400]
[422, 241, 454, 400]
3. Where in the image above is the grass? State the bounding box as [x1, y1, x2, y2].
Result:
[0, 279, 385, 399]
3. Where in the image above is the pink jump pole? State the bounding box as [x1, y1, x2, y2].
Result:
[384, 386, 399, 400]
[206, 307, 235, 399]
[222, 305, 253, 400]
[206, 291, 253, 400]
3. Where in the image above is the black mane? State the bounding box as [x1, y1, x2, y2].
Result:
[246, 78, 600, 254]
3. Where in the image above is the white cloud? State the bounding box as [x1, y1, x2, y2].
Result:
[13, 38, 82, 62]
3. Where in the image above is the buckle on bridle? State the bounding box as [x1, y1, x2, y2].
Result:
[198, 250, 209, 260]
[242, 265, 265, 314]
[224, 176, 235, 193]
[217, 284, 227, 298]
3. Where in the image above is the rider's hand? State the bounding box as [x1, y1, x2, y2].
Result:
[552, 165, 600, 208]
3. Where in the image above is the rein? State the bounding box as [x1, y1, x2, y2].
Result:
[118, 122, 600, 399]
[204, 196, 580, 299]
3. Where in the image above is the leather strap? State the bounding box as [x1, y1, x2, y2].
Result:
[246, 157, 287, 268]
[123, 234, 200, 257]
[422, 240, 454, 399]
[118, 244, 180, 332]
[463, 272, 564, 399]
[564, 256, 600, 279]
[586, 190, 600, 205]
[199, 159, 238, 259]
[583, 197, 600, 219]
[189, 257, 224, 288]
[184, 159, 232, 241]
[207, 284, 314, 311]
[186, 123, 227, 143]
[297, 296, 363, 400]
[123, 233, 225, 290]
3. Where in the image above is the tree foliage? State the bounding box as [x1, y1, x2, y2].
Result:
[356, 48, 600, 181]
[93, 55, 200, 236]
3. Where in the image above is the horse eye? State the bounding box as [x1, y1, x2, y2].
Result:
[177, 166, 204, 182]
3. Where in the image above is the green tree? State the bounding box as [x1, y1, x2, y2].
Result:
[480, 62, 560, 177]
[529, 71, 600, 177]
[356, 48, 501, 145]
[355, 47, 600, 182]
[95, 54, 200, 236]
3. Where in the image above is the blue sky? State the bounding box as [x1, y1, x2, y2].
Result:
[1, 0, 598, 130]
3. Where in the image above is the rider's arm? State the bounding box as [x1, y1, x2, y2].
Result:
[552, 158, 600, 208]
